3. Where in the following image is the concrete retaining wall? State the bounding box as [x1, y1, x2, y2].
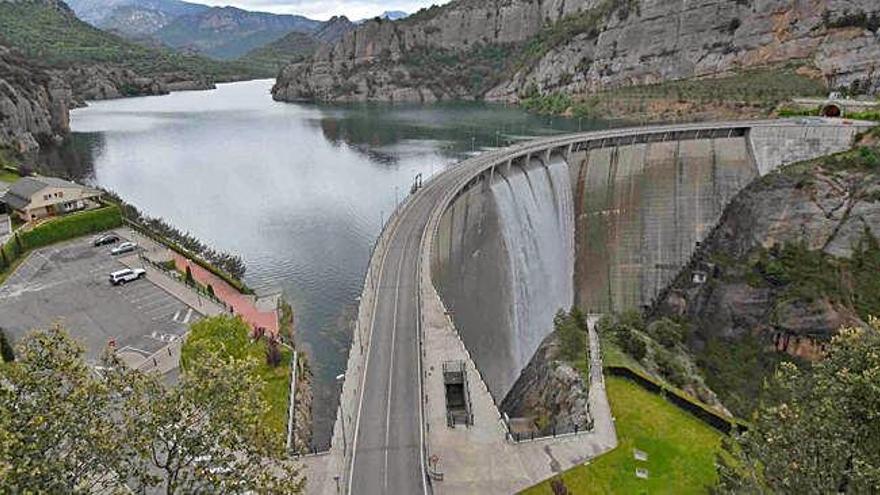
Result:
[749, 123, 862, 175]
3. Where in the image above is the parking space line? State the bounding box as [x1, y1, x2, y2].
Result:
[172, 310, 181, 322]
[146, 306, 178, 318]
[182, 308, 193, 324]
[140, 296, 177, 311]
[129, 292, 168, 306]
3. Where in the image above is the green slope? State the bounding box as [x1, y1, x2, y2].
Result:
[0, 0, 268, 80]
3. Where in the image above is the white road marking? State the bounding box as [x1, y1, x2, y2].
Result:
[347, 213, 409, 495]
[383, 231, 411, 491]
[172, 310, 181, 322]
[182, 308, 193, 324]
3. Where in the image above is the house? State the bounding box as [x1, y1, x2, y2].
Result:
[1, 176, 103, 222]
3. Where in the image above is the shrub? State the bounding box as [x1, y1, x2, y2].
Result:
[648, 318, 684, 348]
[655, 350, 688, 387]
[616, 325, 647, 361]
[265, 337, 282, 368]
[18, 206, 122, 250]
[554, 309, 587, 363]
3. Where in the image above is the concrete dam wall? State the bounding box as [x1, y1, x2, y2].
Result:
[431, 156, 575, 400]
[573, 137, 757, 313]
[429, 121, 866, 404]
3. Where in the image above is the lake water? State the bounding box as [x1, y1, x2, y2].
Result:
[43, 79, 611, 448]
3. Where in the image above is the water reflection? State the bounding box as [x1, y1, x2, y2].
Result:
[37, 79, 612, 449]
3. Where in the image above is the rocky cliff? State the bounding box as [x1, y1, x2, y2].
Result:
[500, 323, 592, 437]
[649, 129, 880, 414]
[0, 45, 70, 152]
[60, 65, 211, 103]
[273, 0, 880, 103]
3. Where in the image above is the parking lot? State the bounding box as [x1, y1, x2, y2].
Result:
[0, 233, 201, 364]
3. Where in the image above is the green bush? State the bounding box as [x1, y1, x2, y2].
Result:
[554, 309, 588, 364]
[616, 325, 647, 361]
[655, 350, 688, 387]
[648, 318, 684, 348]
[18, 206, 123, 250]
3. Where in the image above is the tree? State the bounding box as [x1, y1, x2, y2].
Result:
[0, 325, 137, 493]
[124, 341, 302, 494]
[206, 283, 215, 298]
[0, 328, 13, 362]
[717, 321, 880, 493]
[184, 265, 194, 286]
[0, 323, 304, 494]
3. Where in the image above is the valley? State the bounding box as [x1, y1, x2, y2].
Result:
[0, 0, 879, 493]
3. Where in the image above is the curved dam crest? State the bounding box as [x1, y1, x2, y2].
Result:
[430, 122, 863, 404]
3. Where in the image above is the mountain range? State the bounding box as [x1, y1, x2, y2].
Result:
[65, 0, 323, 59]
[64, 0, 403, 61]
[272, 0, 880, 104]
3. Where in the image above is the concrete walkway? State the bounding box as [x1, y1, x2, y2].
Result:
[171, 253, 280, 335]
[420, 249, 617, 493]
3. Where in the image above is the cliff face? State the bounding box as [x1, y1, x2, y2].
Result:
[0, 46, 70, 152]
[60, 65, 212, 103]
[500, 329, 592, 436]
[649, 133, 880, 414]
[273, 0, 880, 103]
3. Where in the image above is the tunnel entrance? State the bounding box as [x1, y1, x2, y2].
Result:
[822, 104, 842, 118]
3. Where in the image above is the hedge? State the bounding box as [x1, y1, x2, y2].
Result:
[18, 206, 123, 249]
[122, 218, 253, 295]
[0, 206, 122, 279]
[606, 366, 745, 434]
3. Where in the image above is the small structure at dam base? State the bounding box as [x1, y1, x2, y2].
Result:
[443, 360, 474, 426]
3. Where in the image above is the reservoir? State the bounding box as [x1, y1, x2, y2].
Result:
[43, 79, 608, 448]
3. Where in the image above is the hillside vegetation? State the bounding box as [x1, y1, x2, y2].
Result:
[0, 0, 263, 80]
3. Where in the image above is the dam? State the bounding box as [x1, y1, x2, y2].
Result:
[429, 122, 862, 404]
[305, 119, 872, 495]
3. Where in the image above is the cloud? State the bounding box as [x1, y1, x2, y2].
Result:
[196, 0, 450, 20]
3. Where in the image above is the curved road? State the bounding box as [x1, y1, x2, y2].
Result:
[344, 119, 867, 494]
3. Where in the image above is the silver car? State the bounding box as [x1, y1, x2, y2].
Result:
[110, 241, 137, 256]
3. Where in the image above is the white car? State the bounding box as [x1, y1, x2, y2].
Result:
[110, 241, 137, 256]
[109, 268, 146, 285]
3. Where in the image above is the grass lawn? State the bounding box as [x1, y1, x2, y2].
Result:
[181, 316, 291, 446]
[522, 377, 723, 495]
[0, 169, 19, 184]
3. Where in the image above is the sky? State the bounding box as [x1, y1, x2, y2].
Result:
[196, 0, 450, 20]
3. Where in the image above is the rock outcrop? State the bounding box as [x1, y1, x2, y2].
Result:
[60, 65, 212, 104]
[0, 46, 71, 152]
[649, 133, 880, 413]
[500, 329, 592, 437]
[273, 0, 880, 103]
